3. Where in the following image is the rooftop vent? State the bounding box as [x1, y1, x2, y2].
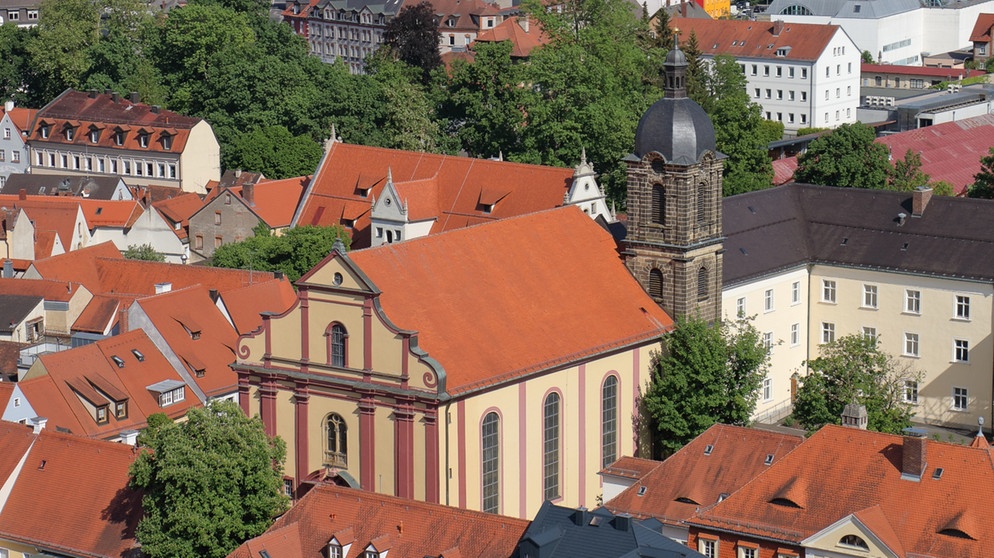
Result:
[111, 355, 125, 368]
[897, 212, 907, 226]
[764, 454, 775, 465]
[637, 486, 647, 496]
[131, 349, 145, 362]
[704, 444, 714, 455]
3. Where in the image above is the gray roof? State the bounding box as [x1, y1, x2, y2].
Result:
[315, 0, 403, 16]
[634, 97, 717, 164]
[1, 174, 127, 200]
[723, 184, 994, 286]
[0, 295, 42, 333]
[766, 0, 920, 18]
[145, 379, 185, 393]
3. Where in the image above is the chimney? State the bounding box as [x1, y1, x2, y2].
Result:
[613, 513, 632, 532]
[111, 92, 120, 103]
[520, 16, 529, 32]
[681, 1, 687, 17]
[2, 259, 12, 278]
[897, 212, 907, 226]
[242, 182, 255, 205]
[120, 429, 139, 446]
[841, 403, 868, 430]
[572, 507, 591, 526]
[912, 186, 932, 217]
[88, 89, 98, 98]
[902, 428, 928, 481]
[18, 188, 26, 200]
[151, 105, 161, 114]
[118, 303, 129, 333]
[154, 282, 172, 294]
[234, 168, 242, 178]
[773, 20, 785, 36]
[31, 416, 47, 434]
[3, 100, 12, 112]
[129, 91, 140, 104]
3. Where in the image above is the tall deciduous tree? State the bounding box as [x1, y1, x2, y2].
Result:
[130, 401, 288, 558]
[26, 0, 100, 102]
[643, 316, 769, 458]
[794, 122, 891, 188]
[225, 126, 323, 178]
[123, 243, 166, 262]
[888, 148, 930, 191]
[384, 0, 442, 83]
[967, 146, 994, 199]
[212, 224, 351, 281]
[792, 335, 920, 434]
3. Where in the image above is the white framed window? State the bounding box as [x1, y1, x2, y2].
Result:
[763, 332, 773, 351]
[739, 547, 758, 558]
[3, 127, 9, 139]
[863, 284, 878, 308]
[906, 290, 920, 314]
[903, 380, 918, 404]
[736, 297, 746, 318]
[762, 377, 772, 401]
[791, 281, 800, 305]
[955, 295, 970, 320]
[954, 339, 969, 362]
[699, 539, 717, 558]
[764, 289, 774, 312]
[862, 326, 876, 342]
[904, 333, 919, 357]
[790, 323, 800, 346]
[953, 386, 968, 411]
[822, 280, 836, 303]
[821, 322, 835, 344]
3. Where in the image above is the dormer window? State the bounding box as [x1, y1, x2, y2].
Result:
[132, 349, 145, 361]
[839, 535, 869, 550]
[138, 132, 149, 148]
[115, 401, 128, 419]
[40, 124, 50, 139]
[64, 126, 75, 141]
[158, 386, 184, 407]
[90, 128, 100, 143]
[96, 406, 109, 424]
[114, 129, 125, 146]
[328, 543, 342, 558]
[162, 133, 173, 150]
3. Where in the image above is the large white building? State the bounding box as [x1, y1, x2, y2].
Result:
[673, 18, 860, 134]
[765, 0, 994, 65]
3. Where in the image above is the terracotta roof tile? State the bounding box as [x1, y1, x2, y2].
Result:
[218, 278, 297, 335]
[72, 294, 120, 334]
[340, 206, 673, 394]
[473, 16, 549, 57]
[2, 106, 37, 133]
[599, 455, 660, 481]
[230, 175, 308, 228]
[969, 13, 994, 42]
[861, 63, 985, 79]
[0, 428, 141, 557]
[227, 484, 529, 558]
[689, 425, 994, 557]
[671, 18, 841, 61]
[295, 142, 573, 248]
[151, 192, 205, 227]
[605, 424, 804, 524]
[28, 241, 123, 287]
[0, 277, 85, 302]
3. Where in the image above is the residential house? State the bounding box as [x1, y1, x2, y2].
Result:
[233, 206, 675, 518]
[434, 0, 501, 55]
[861, 63, 985, 90]
[283, 0, 322, 37]
[472, 15, 547, 59]
[15, 328, 198, 441]
[0, 423, 143, 557]
[299, 0, 404, 74]
[1, 174, 132, 200]
[671, 17, 861, 134]
[228, 484, 529, 558]
[150, 191, 206, 260]
[27, 89, 220, 194]
[188, 175, 307, 261]
[0, 296, 44, 343]
[0, 0, 41, 27]
[970, 13, 994, 62]
[602, 424, 805, 543]
[0, 101, 35, 184]
[687, 423, 994, 558]
[292, 140, 615, 248]
[518, 502, 708, 558]
[0, 195, 87, 259]
[215, 279, 298, 335]
[0, 278, 92, 339]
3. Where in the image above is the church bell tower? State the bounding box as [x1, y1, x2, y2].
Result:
[624, 40, 724, 323]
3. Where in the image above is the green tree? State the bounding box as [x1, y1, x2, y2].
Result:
[212, 224, 351, 281]
[967, 146, 994, 199]
[225, 126, 323, 178]
[888, 148, 930, 191]
[26, 0, 100, 101]
[792, 335, 920, 434]
[383, 0, 441, 83]
[794, 122, 891, 189]
[652, 8, 675, 50]
[643, 316, 769, 458]
[681, 30, 705, 102]
[130, 401, 288, 558]
[861, 50, 874, 64]
[123, 243, 166, 262]
[929, 180, 955, 196]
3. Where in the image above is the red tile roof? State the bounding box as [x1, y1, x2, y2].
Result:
[4, 199, 83, 253]
[861, 63, 985, 79]
[151, 192, 205, 240]
[671, 18, 841, 61]
[221, 175, 308, 229]
[969, 13, 994, 42]
[72, 294, 120, 334]
[599, 455, 661, 481]
[689, 424, 994, 557]
[22, 329, 197, 439]
[0, 426, 142, 557]
[294, 142, 574, 248]
[474, 17, 549, 58]
[28, 89, 200, 154]
[218, 278, 298, 335]
[27, 241, 123, 290]
[429, 0, 500, 34]
[0, 194, 144, 231]
[2, 106, 37, 133]
[772, 156, 798, 186]
[227, 484, 529, 558]
[605, 424, 804, 524]
[339, 206, 674, 394]
[133, 286, 239, 398]
[0, 424, 37, 491]
[0, 277, 86, 302]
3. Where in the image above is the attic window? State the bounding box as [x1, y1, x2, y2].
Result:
[481, 203, 494, 214]
[939, 528, 974, 540]
[114, 129, 125, 146]
[676, 497, 700, 505]
[96, 207, 103, 215]
[96, 406, 109, 424]
[776, 47, 791, 57]
[162, 134, 173, 151]
[40, 124, 50, 139]
[932, 467, 944, 479]
[158, 386, 185, 407]
[764, 454, 775, 465]
[138, 132, 150, 148]
[342, 218, 355, 228]
[637, 486, 647, 496]
[770, 497, 802, 508]
[64, 126, 75, 141]
[718, 493, 730, 502]
[115, 401, 128, 419]
[111, 355, 125, 368]
[38, 460, 46, 470]
[839, 535, 868, 550]
[132, 349, 145, 361]
[260, 552, 271, 558]
[841, 238, 848, 246]
[704, 444, 714, 455]
[853, 4, 860, 11]
[90, 129, 99, 143]
[902, 242, 909, 251]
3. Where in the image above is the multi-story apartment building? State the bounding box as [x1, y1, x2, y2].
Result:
[433, 0, 500, 54]
[0, 0, 41, 27]
[26, 89, 220, 194]
[291, 0, 403, 74]
[0, 101, 34, 185]
[673, 17, 860, 134]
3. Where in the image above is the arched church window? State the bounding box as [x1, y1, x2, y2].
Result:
[698, 266, 709, 301]
[649, 268, 664, 301]
[543, 392, 561, 501]
[651, 184, 665, 225]
[697, 185, 707, 226]
[327, 323, 347, 367]
[325, 413, 348, 467]
[481, 412, 500, 513]
[602, 376, 618, 468]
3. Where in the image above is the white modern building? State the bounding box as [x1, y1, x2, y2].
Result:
[673, 17, 861, 134]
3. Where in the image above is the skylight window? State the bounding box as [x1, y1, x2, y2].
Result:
[111, 355, 125, 368]
[637, 486, 647, 496]
[704, 444, 714, 455]
[764, 454, 774, 465]
[932, 467, 944, 480]
[132, 349, 145, 362]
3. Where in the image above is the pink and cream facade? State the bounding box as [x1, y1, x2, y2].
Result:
[233, 207, 673, 518]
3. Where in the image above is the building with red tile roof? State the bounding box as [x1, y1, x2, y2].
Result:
[228, 483, 529, 558]
[27, 89, 220, 194]
[216, 279, 298, 335]
[432, 0, 501, 54]
[150, 191, 205, 241]
[861, 63, 985, 89]
[687, 423, 994, 558]
[1, 196, 87, 259]
[604, 424, 805, 543]
[0, 423, 142, 557]
[671, 17, 860, 134]
[24, 241, 122, 290]
[473, 16, 548, 58]
[0, 277, 92, 337]
[72, 294, 120, 336]
[970, 13, 994, 62]
[235, 206, 673, 518]
[18, 328, 197, 440]
[0, 100, 35, 181]
[293, 140, 615, 248]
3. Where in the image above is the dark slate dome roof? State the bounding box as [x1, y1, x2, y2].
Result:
[634, 97, 716, 165]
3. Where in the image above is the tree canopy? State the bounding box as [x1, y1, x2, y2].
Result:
[123, 243, 166, 262]
[794, 123, 891, 189]
[888, 148, 930, 191]
[967, 146, 994, 199]
[130, 401, 288, 558]
[383, 0, 441, 83]
[643, 316, 769, 458]
[792, 334, 920, 434]
[211, 224, 351, 281]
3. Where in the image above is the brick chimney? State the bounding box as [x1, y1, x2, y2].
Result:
[773, 20, 785, 37]
[912, 186, 932, 217]
[242, 183, 255, 206]
[902, 429, 927, 481]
